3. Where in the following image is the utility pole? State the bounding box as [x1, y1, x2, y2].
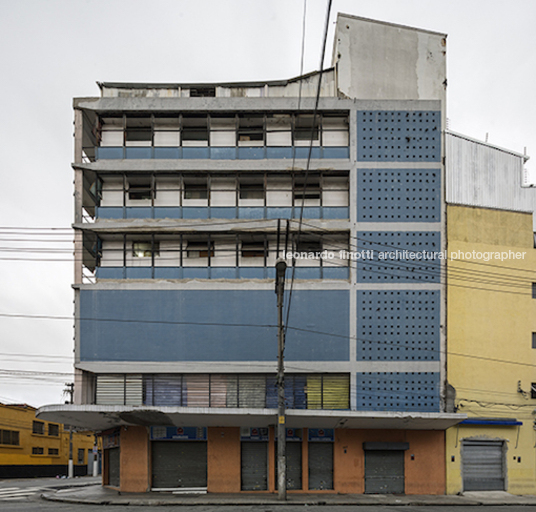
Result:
[275, 258, 287, 500]
[64, 382, 74, 478]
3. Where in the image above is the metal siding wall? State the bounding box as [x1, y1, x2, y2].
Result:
[79, 290, 349, 362]
[446, 132, 535, 222]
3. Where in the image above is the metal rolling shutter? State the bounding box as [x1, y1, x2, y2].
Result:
[145, 375, 184, 406]
[364, 450, 404, 494]
[238, 375, 266, 408]
[308, 443, 333, 490]
[96, 374, 142, 405]
[152, 442, 207, 489]
[463, 440, 504, 491]
[275, 442, 302, 490]
[107, 447, 120, 487]
[241, 442, 268, 490]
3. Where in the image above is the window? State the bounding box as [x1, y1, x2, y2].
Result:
[128, 183, 152, 200]
[78, 448, 85, 464]
[241, 241, 267, 258]
[532, 383, 536, 399]
[0, 429, 19, 446]
[182, 115, 208, 143]
[48, 424, 59, 437]
[186, 241, 214, 258]
[132, 242, 160, 258]
[296, 240, 322, 257]
[32, 421, 45, 435]
[238, 115, 264, 144]
[294, 175, 321, 202]
[294, 115, 320, 141]
[533, 333, 536, 349]
[48, 448, 59, 455]
[532, 283, 536, 298]
[184, 181, 208, 200]
[125, 127, 152, 144]
[190, 87, 215, 97]
[239, 182, 264, 200]
[32, 447, 44, 455]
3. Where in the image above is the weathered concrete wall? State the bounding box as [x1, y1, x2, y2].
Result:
[333, 14, 447, 102]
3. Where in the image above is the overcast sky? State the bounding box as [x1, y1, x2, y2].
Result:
[0, 0, 534, 407]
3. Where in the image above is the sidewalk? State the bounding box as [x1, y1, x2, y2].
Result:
[42, 485, 536, 506]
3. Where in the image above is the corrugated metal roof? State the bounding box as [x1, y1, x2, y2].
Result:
[446, 131, 536, 228]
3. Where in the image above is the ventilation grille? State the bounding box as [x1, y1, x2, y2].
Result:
[355, 372, 440, 411]
[355, 231, 441, 282]
[357, 169, 440, 222]
[357, 111, 440, 161]
[356, 290, 439, 361]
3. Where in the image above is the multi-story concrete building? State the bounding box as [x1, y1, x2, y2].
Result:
[0, 403, 98, 478]
[38, 14, 466, 493]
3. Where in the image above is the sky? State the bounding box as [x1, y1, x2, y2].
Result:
[0, 0, 534, 407]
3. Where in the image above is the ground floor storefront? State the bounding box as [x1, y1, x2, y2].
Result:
[102, 426, 446, 494]
[446, 421, 536, 495]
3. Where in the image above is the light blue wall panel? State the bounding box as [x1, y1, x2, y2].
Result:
[355, 372, 440, 412]
[357, 169, 440, 222]
[354, 231, 441, 283]
[356, 111, 441, 162]
[79, 290, 349, 362]
[356, 290, 440, 361]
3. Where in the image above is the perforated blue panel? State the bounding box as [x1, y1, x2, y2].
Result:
[355, 231, 441, 282]
[357, 111, 440, 161]
[355, 372, 440, 412]
[357, 169, 440, 222]
[356, 290, 439, 361]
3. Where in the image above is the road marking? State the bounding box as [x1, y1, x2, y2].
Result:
[0, 487, 48, 500]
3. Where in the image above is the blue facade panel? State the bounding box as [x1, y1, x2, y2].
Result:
[357, 169, 440, 222]
[96, 207, 124, 219]
[356, 290, 440, 361]
[154, 147, 181, 159]
[95, 267, 124, 279]
[126, 207, 152, 219]
[125, 147, 152, 159]
[153, 207, 182, 219]
[210, 207, 236, 219]
[79, 290, 349, 362]
[96, 147, 123, 160]
[356, 111, 441, 162]
[210, 147, 236, 160]
[266, 147, 293, 159]
[355, 372, 441, 412]
[354, 231, 441, 283]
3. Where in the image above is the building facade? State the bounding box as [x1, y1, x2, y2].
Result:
[38, 14, 465, 493]
[0, 403, 97, 478]
[445, 133, 536, 494]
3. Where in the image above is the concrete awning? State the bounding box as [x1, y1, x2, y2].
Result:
[37, 404, 466, 432]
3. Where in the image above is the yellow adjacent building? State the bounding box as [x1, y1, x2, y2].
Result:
[0, 403, 98, 478]
[446, 204, 536, 494]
